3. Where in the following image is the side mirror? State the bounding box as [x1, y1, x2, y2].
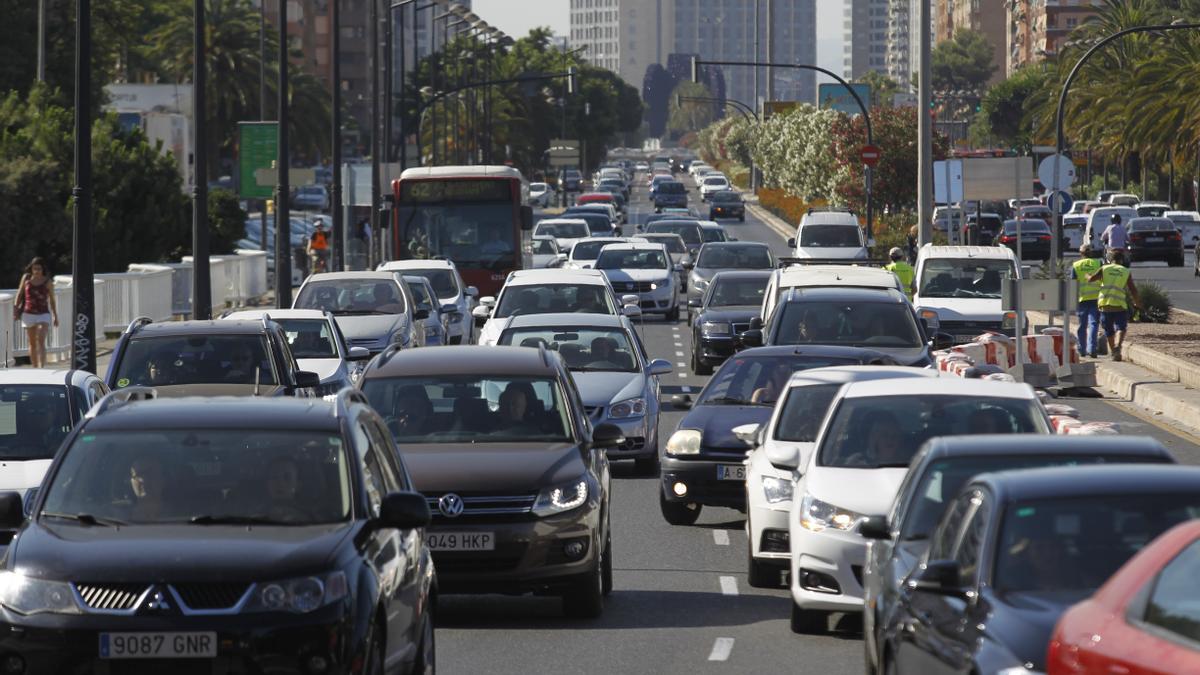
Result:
[648, 358, 673, 376]
[687, 298, 702, 308]
[440, 303, 458, 315]
[859, 516, 891, 541]
[933, 332, 956, 350]
[479, 296, 496, 307]
[682, 260, 694, 270]
[907, 559, 967, 597]
[672, 394, 694, 410]
[376, 491, 432, 529]
[622, 304, 642, 318]
[749, 317, 763, 330]
[591, 422, 626, 449]
[294, 370, 321, 389]
[413, 308, 430, 321]
[621, 294, 640, 306]
[347, 346, 371, 361]
[733, 423, 761, 445]
[0, 492, 23, 529]
[766, 443, 801, 471]
[787, 238, 796, 248]
[739, 329, 764, 348]
[520, 205, 534, 231]
[465, 286, 480, 298]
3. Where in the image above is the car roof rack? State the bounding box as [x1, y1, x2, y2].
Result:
[86, 387, 158, 419]
[123, 316, 153, 335]
[333, 387, 369, 418]
[777, 258, 888, 268]
[807, 207, 856, 215]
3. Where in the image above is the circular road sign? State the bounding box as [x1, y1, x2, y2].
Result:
[1047, 190, 1073, 214]
[1038, 154, 1076, 192]
[861, 145, 881, 166]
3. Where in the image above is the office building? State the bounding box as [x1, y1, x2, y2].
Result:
[846, 0, 891, 80]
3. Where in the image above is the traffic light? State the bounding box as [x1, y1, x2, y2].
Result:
[567, 66, 578, 95]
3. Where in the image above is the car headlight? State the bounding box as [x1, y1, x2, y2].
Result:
[608, 397, 646, 419]
[917, 308, 939, 329]
[666, 429, 702, 456]
[798, 493, 864, 533]
[701, 321, 730, 336]
[0, 572, 82, 615]
[997, 667, 1045, 675]
[762, 476, 794, 504]
[692, 276, 708, 290]
[243, 571, 348, 614]
[532, 476, 590, 516]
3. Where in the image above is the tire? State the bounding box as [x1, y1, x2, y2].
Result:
[691, 347, 713, 376]
[660, 490, 702, 526]
[601, 532, 614, 596]
[747, 546, 780, 588]
[563, 554, 604, 618]
[790, 602, 827, 634]
[409, 609, 436, 675]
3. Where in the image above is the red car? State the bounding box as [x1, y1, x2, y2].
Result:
[576, 192, 616, 206]
[1048, 519, 1200, 674]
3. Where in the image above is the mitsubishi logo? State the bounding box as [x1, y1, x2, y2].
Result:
[144, 588, 172, 612]
[437, 493, 465, 518]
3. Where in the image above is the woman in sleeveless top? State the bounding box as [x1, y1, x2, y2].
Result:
[14, 257, 58, 368]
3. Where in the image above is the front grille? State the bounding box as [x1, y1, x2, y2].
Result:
[641, 300, 657, 310]
[760, 529, 790, 554]
[851, 565, 865, 587]
[700, 447, 751, 460]
[615, 436, 646, 453]
[74, 583, 148, 611]
[172, 582, 251, 610]
[426, 493, 536, 518]
[350, 337, 382, 348]
[433, 550, 526, 574]
[614, 281, 655, 293]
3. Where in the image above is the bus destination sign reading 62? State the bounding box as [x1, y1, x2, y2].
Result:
[401, 179, 512, 203]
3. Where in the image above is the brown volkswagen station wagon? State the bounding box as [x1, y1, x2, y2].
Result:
[359, 345, 624, 618]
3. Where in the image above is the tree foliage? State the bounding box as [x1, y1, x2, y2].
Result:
[970, 66, 1051, 152]
[830, 106, 951, 213]
[931, 29, 997, 92]
[857, 71, 900, 108]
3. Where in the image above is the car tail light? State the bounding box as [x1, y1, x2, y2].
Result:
[1168, 232, 1181, 240]
[1038, 235, 1051, 241]
[999, 235, 1014, 243]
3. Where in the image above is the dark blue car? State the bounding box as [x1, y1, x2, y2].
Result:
[652, 181, 688, 212]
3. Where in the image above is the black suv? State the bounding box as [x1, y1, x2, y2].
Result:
[105, 317, 319, 397]
[358, 345, 624, 618]
[707, 190, 745, 221]
[0, 388, 435, 672]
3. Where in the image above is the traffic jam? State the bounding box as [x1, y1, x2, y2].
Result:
[2, 155, 1198, 675]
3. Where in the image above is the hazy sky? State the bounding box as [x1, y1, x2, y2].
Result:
[471, 0, 846, 80]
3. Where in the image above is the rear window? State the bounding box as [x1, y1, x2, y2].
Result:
[1003, 219, 1050, 233]
[1129, 218, 1176, 232]
[697, 246, 772, 269]
[657, 182, 686, 194]
[115, 335, 278, 387]
[799, 225, 862, 248]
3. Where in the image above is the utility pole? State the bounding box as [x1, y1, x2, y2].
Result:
[917, 0, 933, 245]
[275, 0, 293, 308]
[71, 0, 96, 373]
[192, 0, 211, 320]
[766, 0, 774, 103]
[36, 0, 46, 82]
[331, 0, 343, 271]
[370, 0, 381, 269]
[259, 1, 268, 257]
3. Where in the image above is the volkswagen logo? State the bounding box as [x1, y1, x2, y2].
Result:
[437, 493, 465, 518]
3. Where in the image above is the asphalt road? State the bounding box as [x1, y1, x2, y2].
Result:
[437, 175, 1200, 674]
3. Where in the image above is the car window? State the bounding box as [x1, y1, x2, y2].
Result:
[773, 383, 841, 442]
[954, 491, 991, 587]
[361, 375, 573, 443]
[929, 492, 975, 560]
[499, 327, 639, 373]
[643, 235, 686, 254]
[775, 300, 922, 348]
[918, 259, 1015, 299]
[354, 422, 385, 517]
[534, 221, 589, 239]
[295, 279, 407, 315]
[799, 225, 862, 248]
[817, 395, 1048, 468]
[403, 268, 459, 297]
[698, 246, 772, 269]
[404, 279, 434, 310]
[40, 429, 352, 524]
[0, 385, 73, 460]
[646, 224, 702, 244]
[1143, 538, 1200, 643]
[571, 240, 622, 261]
[707, 277, 768, 307]
[114, 335, 279, 387]
[277, 319, 339, 359]
[1003, 220, 1050, 233]
[532, 239, 558, 255]
[699, 355, 862, 407]
[700, 228, 727, 243]
[494, 283, 616, 318]
[595, 249, 669, 270]
[657, 182, 686, 194]
[711, 191, 741, 202]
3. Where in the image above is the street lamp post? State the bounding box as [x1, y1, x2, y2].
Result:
[391, 1, 442, 170]
[331, 0, 343, 271]
[71, 0, 96, 372]
[274, 0, 292, 308]
[192, 0, 211, 320]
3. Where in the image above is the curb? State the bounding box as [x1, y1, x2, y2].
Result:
[744, 202, 794, 241]
[1093, 362, 1200, 438]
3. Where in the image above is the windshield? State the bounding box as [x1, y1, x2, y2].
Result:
[701, 227, 727, 243]
[799, 225, 862, 248]
[643, 235, 686, 254]
[294, 279, 407, 315]
[535, 221, 589, 239]
[114, 335, 278, 387]
[699, 355, 864, 407]
[530, 183, 548, 191]
[499, 327, 638, 372]
[1168, 214, 1199, 225]
[495, 283, 616, 318]
[595, 249, 669, 270]
[361, 375, 573, 443]
[1003, 220, 1050, 233]
[0, 385, 73, 460]
[774, 383, 842, 442]
[657, 182, 685, 194]
[992, 493, 1200, 593]
[703, 177, 728, 186]
[41, 430, 352, 525]
[711, 191, 741, 202]
[394, 202, 516, 270]
[708, 276, 768, 307]
[532, 239, 559, 255]
[697, 245, 772, 269]
[276, 319, 339, 359]
[646, 224, 702, 244]
[919, 259, 1015, 299]
[900, 454, 1169, 543]
[403, 268, 460, 298]
[775, 301, 922, 348]
[817, 395, 1047, 468]
[571, 240, 622, 261]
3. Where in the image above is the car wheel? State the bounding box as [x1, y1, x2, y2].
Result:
[747, 543, 780, 588]
[660, 490, 702, 526]
[691, 348, 713, 376]
[601, 532, 614, 596]
[563, 552, 604, 618]
[409, 608, 436, 675]
[790, 602, 827, 634]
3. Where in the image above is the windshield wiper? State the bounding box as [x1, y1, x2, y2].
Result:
[41, 512, 126, 527]
[189, 514, 290, 526]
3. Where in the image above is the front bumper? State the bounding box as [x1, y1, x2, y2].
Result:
[694, 335, 738, 365]
[661, 454, 748, 510]
[749, 499, 793, 562]
[631, 286, 677, 314]
[584, 411, 652, 459]
[709, 206, 744, 219]
[790, 524, 868, 612]
[0, 604, 356, 674]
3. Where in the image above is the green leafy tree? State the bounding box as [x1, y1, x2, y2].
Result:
[931, 29, 997, 92]
[666, 81, 715, 137]
[857, 71, 900, 108]
[829, 106, 951, 213]
[969, 66, 1051, 151]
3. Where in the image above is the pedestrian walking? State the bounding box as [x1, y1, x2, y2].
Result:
[1071, 244, 1103, 358]
[1087, 249, 1142, 362]
[12, 257, 59, 368]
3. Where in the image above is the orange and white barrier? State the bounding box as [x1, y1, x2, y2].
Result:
[1063, 421, 1120, 435]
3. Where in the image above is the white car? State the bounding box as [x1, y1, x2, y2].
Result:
[1165, 210, 1200, 244]
[532, 218, 591, 254]
[1107, 193, 1140, 206]
[223, 308, 369, 394]
[531, 235, 567, 269]
[787, 377, 1050, 633]
[699, 175, 731, 201]
[913, 245, 1020, 343]
[472, 268, 624, 346]
[688, 162, 710, 178]
[739, 366, 938, 588]
[566, 237, 629, 270]
[377, 259, 477, 345]
[529, 181, 554, 208]
[787, 210, 868, 260]
[594, 242, 681, 321]
[761, 264, 903, 322]
[1085, 206, 1138, 249]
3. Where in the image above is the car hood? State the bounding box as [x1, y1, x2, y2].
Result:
[0, 459, 54, 492]
[333, 313, 408, 342]
[990, 590, 1094, 671]
[149, 383, 289, 398]
[862, 345, 930, 367]
[12, 521, 353, 581]
[802, 466, 908, 517]
[916, 297, 1003, 321]
[698, 306, 760, 324]
[572, 371, 645, 407]
[296, 358, 343, 384]
[681, 405, 773, 450]
[794, 247, 867, 260]
[555, 237, 586, 253]
[400, 443, 586, 494]
[602, 269, 673, 283]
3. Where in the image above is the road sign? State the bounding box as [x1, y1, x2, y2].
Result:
[933, 159, 964, 203]
[818, 83, 871, 115]
[1047, 190, 1073, 213]
[1038, 153, 1076, 192]
[238, 122, 278, 199]
[861, 145, 881, 166]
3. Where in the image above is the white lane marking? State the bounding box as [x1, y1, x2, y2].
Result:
[677, 362, 687, 369]
[675, 350, 685, 357]
[713, 529, 730, 546]
[708, 637, 735, 662]
[719, 575, 738, 596]
[681, 386, 692, 393]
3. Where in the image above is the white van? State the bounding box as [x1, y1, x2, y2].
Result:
[913, 245, 1020, 343]
[787, 210, 868, 260]
[760, 264, 903, 321]
[1085, 206, 1138, 249]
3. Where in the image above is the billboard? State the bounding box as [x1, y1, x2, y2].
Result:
[818, 83, 872, 115]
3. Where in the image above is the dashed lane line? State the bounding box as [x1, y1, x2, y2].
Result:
[719, 576, 738, 596]
[712, 529, 730, 546]
[708, 638, 735, 662]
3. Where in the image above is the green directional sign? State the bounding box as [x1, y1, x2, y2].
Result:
[238, 121, 278, 199]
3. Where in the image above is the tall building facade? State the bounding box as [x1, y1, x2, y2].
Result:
[570, 0, 673, 91]
[933, 0, 1007, 85]
[1008, 0, 1100, 74]
[885, 0, 927, 94]
[845, 0, 891, 80]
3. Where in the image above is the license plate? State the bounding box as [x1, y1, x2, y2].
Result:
[428, 532, 495, 551]
[954, 334, 978, 343]
[717, 464, 746, 481]
[1146, 236, 1163, 243]
[99, 632, 217, 659]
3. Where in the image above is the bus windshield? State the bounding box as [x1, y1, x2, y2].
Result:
[394, 202, 516, 270]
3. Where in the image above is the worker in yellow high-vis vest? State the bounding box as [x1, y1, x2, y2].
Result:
[1087, 249, 1142, 362]
[1070, 244, 1103, 358]
[885, 247, 915, 299]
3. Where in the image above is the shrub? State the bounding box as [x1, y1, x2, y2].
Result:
[1135, 281, 1172, 323]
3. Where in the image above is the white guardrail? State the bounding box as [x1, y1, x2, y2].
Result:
[4, 252, 269, 364]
